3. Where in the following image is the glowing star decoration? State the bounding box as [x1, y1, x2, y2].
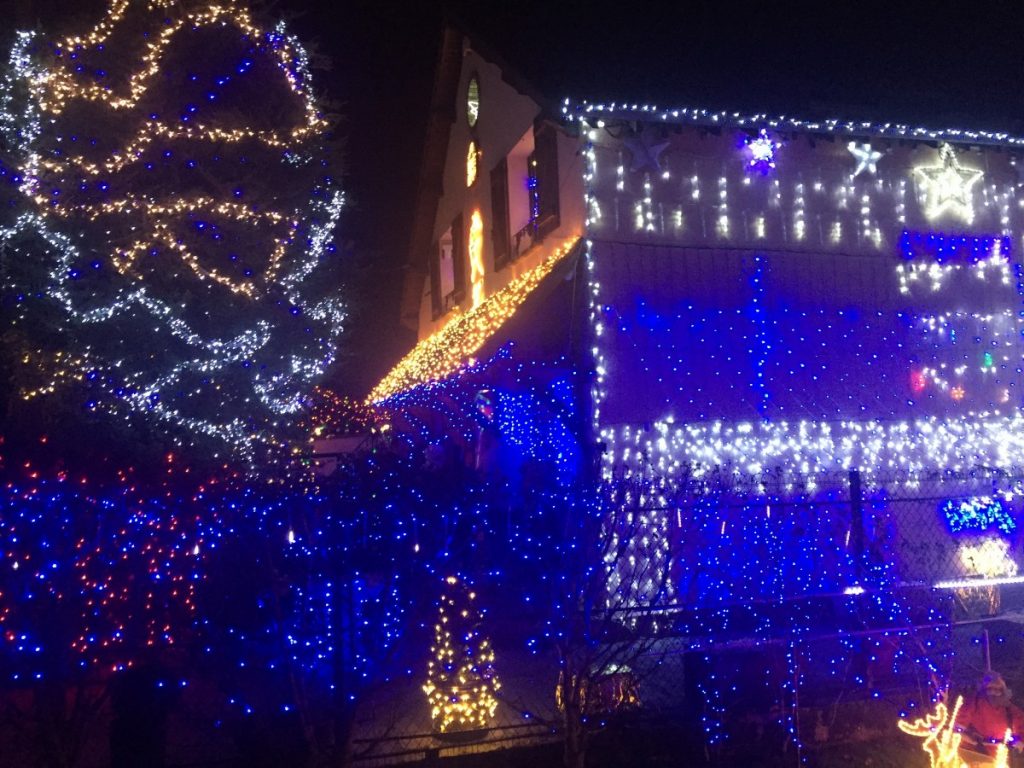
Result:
[744, 129, 781, 173]
[469, 210, 486, 308]
[423, 575, 499, 733]
[0, 1, 345, 457]
[898, 697, 1010, 768]
[848, 141, 882, 178]
[466, 141, 479, 187]
[913, 144, 984, 224]
[623, 129, 670, 173]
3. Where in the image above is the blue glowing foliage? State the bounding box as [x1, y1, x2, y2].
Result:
[591, 223, 1024, 426]
[0, 475, 212, 684]
[941, 496, 1016, 535]
[379, 344, 582, 485]
[899, 231, 1013, 264]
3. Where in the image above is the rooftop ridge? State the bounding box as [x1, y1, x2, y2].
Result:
[562, 98, 1024, 149]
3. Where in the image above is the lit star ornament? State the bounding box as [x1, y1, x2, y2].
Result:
[745, 129, 781, 173]
[623, 128, 670, 173]
[848, 141, 882, 177]
[913, 143, 984, 224]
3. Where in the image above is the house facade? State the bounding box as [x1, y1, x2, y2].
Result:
[372, 29, 1024, 596]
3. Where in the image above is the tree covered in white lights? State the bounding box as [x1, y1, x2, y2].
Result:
[0, 0, 344, 461]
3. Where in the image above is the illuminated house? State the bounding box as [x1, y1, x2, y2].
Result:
[372, 28, 587, 404]
[579, 116, 1024, 485]
[372, 28, 1024, 595]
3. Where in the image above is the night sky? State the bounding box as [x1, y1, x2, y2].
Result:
[6, 0, 1024, 396]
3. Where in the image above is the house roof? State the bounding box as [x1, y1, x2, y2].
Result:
[370, 236, 582, 403]
[563, 100, 1024, 149]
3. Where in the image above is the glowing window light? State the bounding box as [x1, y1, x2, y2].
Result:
[368, 236, 581, 402]
[466, 75, 480, 127]
[469, 209, 485, 307]
[466, 141, 479, 187]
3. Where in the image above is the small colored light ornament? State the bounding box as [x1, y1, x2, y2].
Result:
[950, 386, 966, 401]
[474, 388, 496, 422]
[744, 128, 780, 173]
[911, 369, 927, 393]
[983, 352, 995, 370]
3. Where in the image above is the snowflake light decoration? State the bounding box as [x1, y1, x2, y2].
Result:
[744, 128, 781, 173]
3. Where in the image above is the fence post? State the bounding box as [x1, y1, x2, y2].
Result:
[849, 470, 865, 583]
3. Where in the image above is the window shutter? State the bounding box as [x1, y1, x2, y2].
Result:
[429, 241, 442, 319]
[490, 158, 510, 269]
[533, 121, 560, 237]
[451, 213, 466, 303]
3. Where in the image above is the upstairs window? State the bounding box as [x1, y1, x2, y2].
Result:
[490, 157, 510, 269]
[439, 226, 455, 302]
[502, 121, 561, 262]
[531, 121, 560, 236]
[430, 214, 466, 319]
[466, 75, 480, 128]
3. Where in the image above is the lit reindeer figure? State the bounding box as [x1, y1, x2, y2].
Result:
[898, 695, 1010, 768]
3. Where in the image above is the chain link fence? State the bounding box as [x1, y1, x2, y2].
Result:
[307, 464, 1024, 765]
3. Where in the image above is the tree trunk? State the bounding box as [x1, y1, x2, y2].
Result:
[562, 701, 587, 768]
[36, 680, 74, 768]
[334, 698, 357, 768]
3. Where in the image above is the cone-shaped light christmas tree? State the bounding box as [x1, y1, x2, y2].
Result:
[423, 575, 499, 732]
